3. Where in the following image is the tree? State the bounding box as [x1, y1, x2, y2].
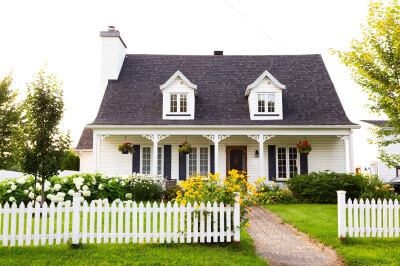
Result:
[20, 67, 71, 205]
[331, 0, 400, 168]
[0, 73, 21, 169]
[61, 150, 80, 171]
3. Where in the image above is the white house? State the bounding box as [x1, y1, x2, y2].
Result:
[75, 27, 359, 184]
[360, 120, 400, 182]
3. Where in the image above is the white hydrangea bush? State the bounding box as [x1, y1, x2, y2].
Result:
[0, 172, 165, 205]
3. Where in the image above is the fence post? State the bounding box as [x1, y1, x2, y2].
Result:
[337, 190, 347, 239]
[72, 193, 81, 245]
[233, 192, 240, 245]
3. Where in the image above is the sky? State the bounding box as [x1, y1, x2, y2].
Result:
[0, 0, 387, 169]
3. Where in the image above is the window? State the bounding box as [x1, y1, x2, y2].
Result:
[142, 147, 151, 174]
[170, 93, 187, 113]
[188, 147, 209, 176]
[258, 93, 275, 113]
[157, 147, 163, 176]
[396, 166, 400, 177]
[277, 147, 298, 179]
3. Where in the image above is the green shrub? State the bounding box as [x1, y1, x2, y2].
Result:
[286, 171, 398, 203]
[254, 182, 298, 204]
[164, 185, 182, 201]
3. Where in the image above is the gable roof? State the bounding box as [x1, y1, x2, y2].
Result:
[76, 128, 93, 150]
[361, 120, 390, 127]
[245, 69, 285, 96]
[91, 54, 356, 126]
[160, 70, 198, 95]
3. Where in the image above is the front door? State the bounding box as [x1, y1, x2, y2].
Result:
[226, 146, 247, 175]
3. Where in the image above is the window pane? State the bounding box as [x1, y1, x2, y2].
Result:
[188, 148, 197, 176]
[170, 94, 177, 112]
[277, 147, 286, 179]
[258, 94, 265, 112]
[200, 147, 208, 175]
[142, 147, 151, 174]
[268, 94, 275, 112]
[157, 147, 162, 176]
[288, 147, 298, 178]
[180, 94, 187, 113]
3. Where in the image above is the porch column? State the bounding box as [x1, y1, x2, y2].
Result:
[337, 135, 350, 174]
[349, 129, 354, 173]
[92, 133, 97, 172]
[203, 134, 230, 175]
[143, 134, 169, 175]
[248, 135, 274, 178]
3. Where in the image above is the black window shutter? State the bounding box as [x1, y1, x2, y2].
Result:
[210, 145, 215, 174]
[300, 154, 308, 175]
[164, 145, 172, 180]
[179, 146, 187, 180]
[268, 145, 276, 181]
[132, 145, 140, 173]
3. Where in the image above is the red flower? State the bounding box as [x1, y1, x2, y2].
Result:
[125, 142, 130, 146]
[184, 142, 187, 144]
[193, 148, 195, 150]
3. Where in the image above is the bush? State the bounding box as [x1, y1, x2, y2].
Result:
[0, 172, 165, 205]
[286, 171, 398, 203]
[254, 182, 298, 204]
[164, 185, 182, 201]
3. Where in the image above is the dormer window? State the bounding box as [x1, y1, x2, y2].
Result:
[170, 93, 187, 113]
[258, 93, 275, 113]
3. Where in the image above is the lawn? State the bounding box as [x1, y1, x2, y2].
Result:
[264, 204, 400, 266]
[0, 229, 267, 265]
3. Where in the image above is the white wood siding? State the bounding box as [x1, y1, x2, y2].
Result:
[378, 143, 400, 182]
[248, 78, 283, 120]
[162, 77, 195, 120]
[79, 151, 93, 173]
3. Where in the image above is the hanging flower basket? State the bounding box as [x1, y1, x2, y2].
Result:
[297, 141, 312, 154]
[178, 142, 193, 155]
[118, 142, 135, 155]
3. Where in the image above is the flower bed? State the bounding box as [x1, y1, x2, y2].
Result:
[0, 172, 165, 205]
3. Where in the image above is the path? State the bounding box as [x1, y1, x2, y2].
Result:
[246, 206, 341, 266]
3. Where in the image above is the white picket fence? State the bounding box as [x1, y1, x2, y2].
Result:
[0, 193, 240, 247]
[337, 191, 400, 238]
[0, 170, 80, 182]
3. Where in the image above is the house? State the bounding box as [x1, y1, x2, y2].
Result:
[359, 120, 400, 182]
[75, 26, 359, 184]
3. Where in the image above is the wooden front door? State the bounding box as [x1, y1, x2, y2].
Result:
[226, 146, 247, 175]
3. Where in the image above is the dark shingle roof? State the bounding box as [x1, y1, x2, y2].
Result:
[361, 120, 390, 127]
[76, 128, 93, 150]
[91, 54, 355, 126]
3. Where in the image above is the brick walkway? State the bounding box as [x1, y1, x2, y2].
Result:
[246, 206, 341, 266]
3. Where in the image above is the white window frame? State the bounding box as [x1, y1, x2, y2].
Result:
[170, 93, 188, 114]
[157, 146, 163, 176]
[257, 93, 276, 114]
[187, 146, 210, 176]
[141, 146, 152, 174]
[276, 146, 299, 181]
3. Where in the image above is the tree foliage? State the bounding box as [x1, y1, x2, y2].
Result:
[0, 73, 21, 169]
[61, 150, 80, 171]
[19, 67, 71, 204]
[331, 0, 400, 168]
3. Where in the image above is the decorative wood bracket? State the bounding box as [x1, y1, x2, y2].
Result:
[337, 135, 349, 141]
[203, 134, 230, 143]
[247, 135, 274, 143]
[98, 135, 109, 140]
[142, 134, 169, 142]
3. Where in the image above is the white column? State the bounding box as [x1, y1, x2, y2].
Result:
[349, 129, 354, 173]
[214, 133, 219, 175]
[338, 136, 350, 174]
[92, 133, 97, 172]
[152, 133, 159, 175]
[337, 190, 347, 239]
[259, 133, 264, 178]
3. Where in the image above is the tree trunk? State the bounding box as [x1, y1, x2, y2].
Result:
[33, 172, 37, 208]
[41, 179, 45, 206]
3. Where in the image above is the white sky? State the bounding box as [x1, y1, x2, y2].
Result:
[0, 0, 388, 169]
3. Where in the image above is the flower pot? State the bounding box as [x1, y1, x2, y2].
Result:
[121, 149, 129, 154]
[183, 150, 191, 155]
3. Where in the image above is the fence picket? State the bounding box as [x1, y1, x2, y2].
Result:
[41, 202, 48, 246]
[377, 199, 382, 237]
[97, 201, 103, 244]
[89, 201, 95, 244]
[383, 199, 388, 237]
[18, 202, 25, 246]
[48, 202, 55, 245]
[3, 203, 9, 247]
[0, 203, 2, 245]
[82, 201, 88, 244]
[56, 202, 62, 245]
[200, 202, 205, 243]
[219, 202, 224, 242]
[389, 199, 394, 237]
[132, 202, 138, 244]
[366, 199, 371, 237]
[118, 202, 124, 244]
[372, 199, 377, 237]
[111, 202, 117, 244]
[63, 201, 70, 244]
[180, 202, 185, 243]
[10, 203, 17, 247]
[359, 199, 364, 237]
[213, 201, 218, 243]
[395, 199, 399, 237]
[104, 202, 109, 244]
[153, 202, 158, 244]
[353, 199, 359, 237]
[347, 199, 353, 237]
[206, 202, 212, 243]
[146, 202, 151, 244]
[138, 202, 144, 244]
[34, 203, 40, 246]
[187, 202, 192, 243]
[173, 202, 178, 244]
[226, 204, 232, 242]
[166, 202, 171, 244]
[193, 201, 198, 243]
[160, 202, 165, 244]
[125, 202, 131, 244]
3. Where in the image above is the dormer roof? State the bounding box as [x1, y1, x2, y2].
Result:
[160, 70, 198, 95]
[245, 70, 285, 96]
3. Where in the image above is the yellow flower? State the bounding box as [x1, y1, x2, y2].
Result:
[196, 205, 200, 209]
[253, 201, 257, 205]
[249, 208, 252, 212]
[190, 195, 195, 198]
[181, 200, 187, 205]
[245, 223, 250, 228]
[234, 185, 240, 190]
[246, 215, 250, 218]
[195, 191, 199, 194]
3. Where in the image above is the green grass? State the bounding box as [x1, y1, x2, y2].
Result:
[264, 204, 400, 266]
[0, 229, 267, 266]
